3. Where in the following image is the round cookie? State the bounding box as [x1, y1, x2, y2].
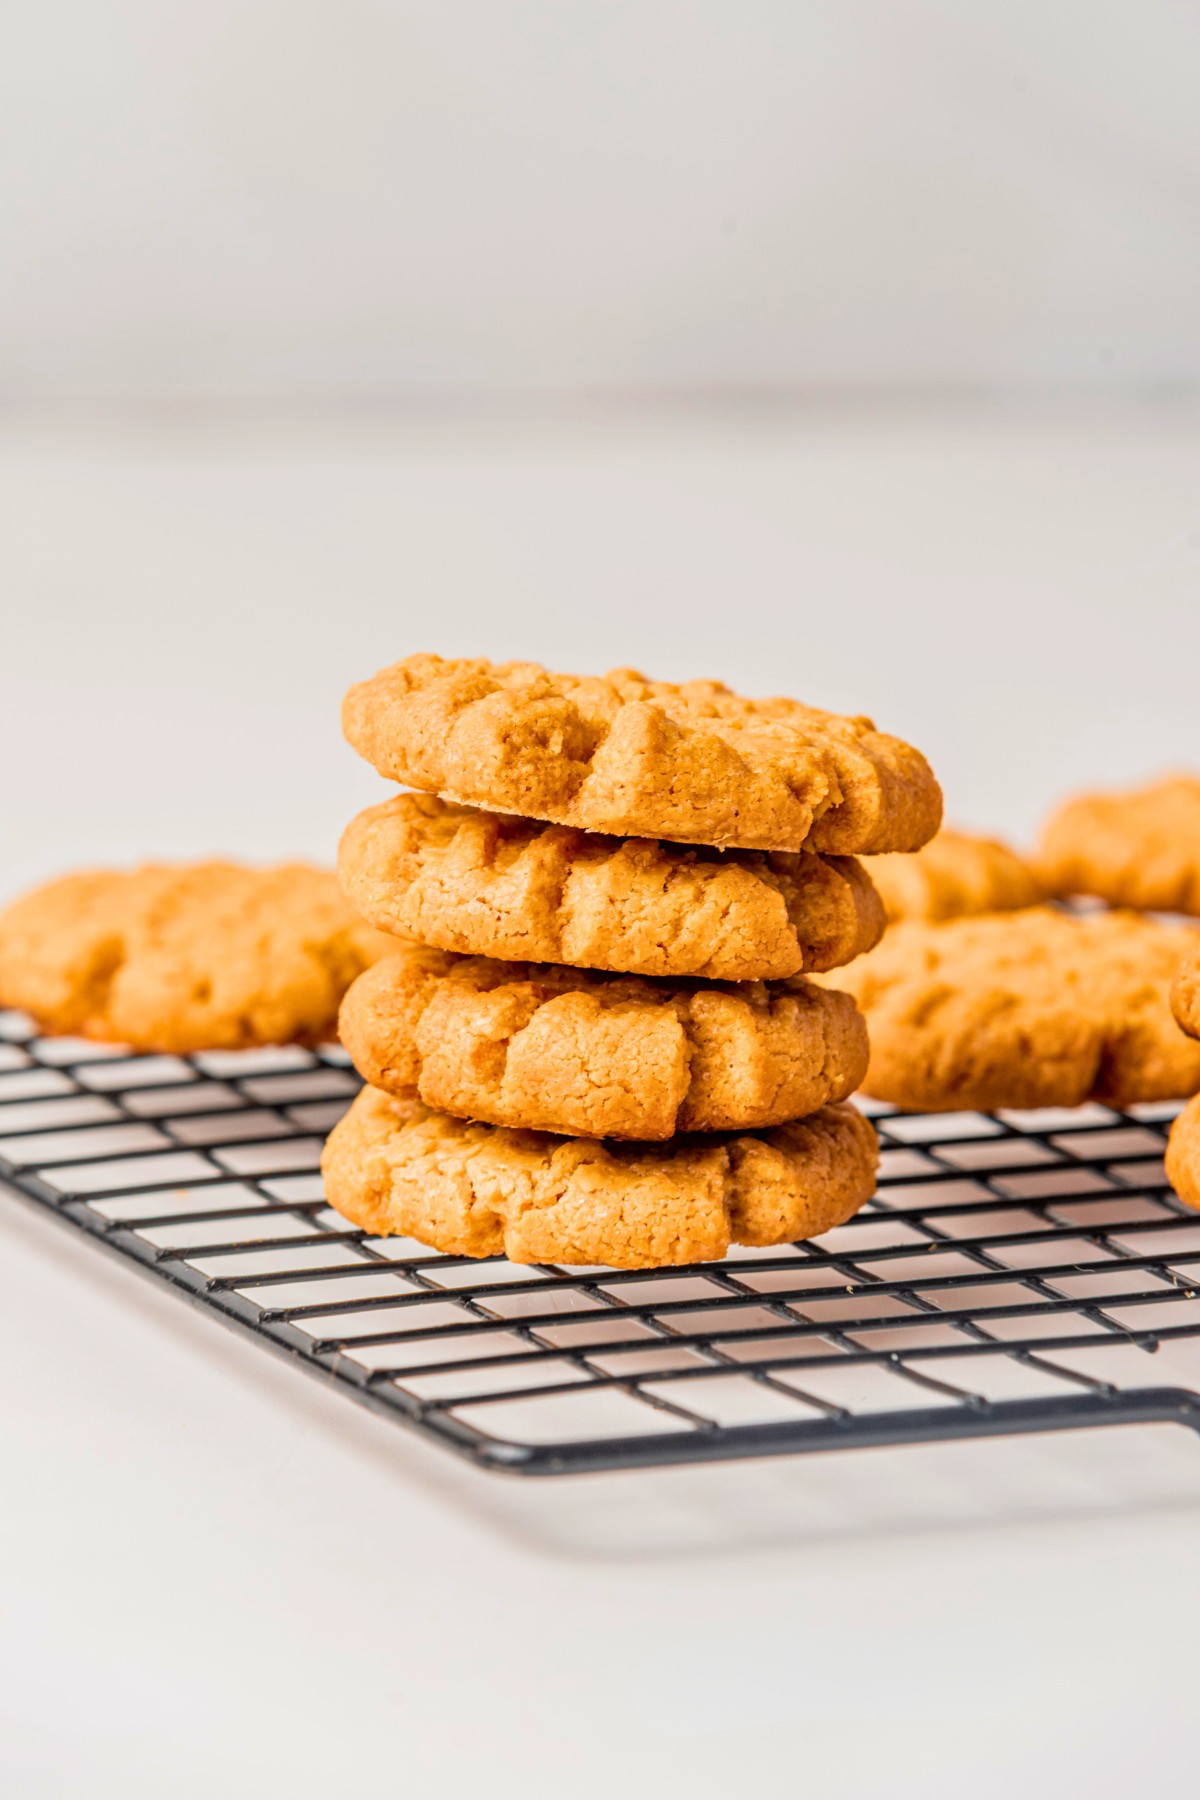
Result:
[0, 862, 395, 1052]
[829, 907, 1200, 1112]
[1173, 944, 1200, 1042]
[870, 828, 1046, 922]
[339, 943, 868, 1140]
[1038, 774, 1200, 914]
[1167, 1095, 1200, 1211]
[321, 1085, 879, 1268]
[342, 654, 943, 855]
[339, 792, 885, 982]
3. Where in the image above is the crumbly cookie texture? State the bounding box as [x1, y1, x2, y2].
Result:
[338, 792, 885, 982]
[1173, 943, 1200, 1042]
[0, 863, 395, 1052]
[339, 943, 868, 1140]
[1038, 774, 1200, 914]
[321, 1085, 878, 1268]
[342, 655, 942, 854]
[827, 907, 1200, 1112]
[869, 828, 1046, 922]
[1167, 1095, 1200, 1211]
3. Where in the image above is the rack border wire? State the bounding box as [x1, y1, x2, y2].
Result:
[2, 1009, 1200, 1477]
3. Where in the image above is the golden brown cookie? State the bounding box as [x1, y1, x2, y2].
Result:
[829, 907, 1200, 1112]
[0, 862, 395, 1052]
[869, 828, 1046, 922]
[1166, 1095, 1200, 1210]
[342, 655, 942, 854]
[1173, 942, 1200, 1042]
[338, 792, 885, 982]
[321, 1085, 878, 1268]
[339, 943, 868, 1140]
[1038, 774, 1200, 914]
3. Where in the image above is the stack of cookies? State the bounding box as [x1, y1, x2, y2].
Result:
[321, 656, 944, 1270]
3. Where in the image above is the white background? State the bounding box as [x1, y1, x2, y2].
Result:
[3, 2, 1200, 396]
[4, 6, 1200, 1796]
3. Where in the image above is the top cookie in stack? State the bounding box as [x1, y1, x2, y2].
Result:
[341, 655, 943, 855]
[322, 655, 943, 1269]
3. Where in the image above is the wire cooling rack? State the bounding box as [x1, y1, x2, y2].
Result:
[3, 1007, 1200, 1476]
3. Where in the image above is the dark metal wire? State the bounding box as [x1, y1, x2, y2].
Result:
[2, 1007, 1199, 1476]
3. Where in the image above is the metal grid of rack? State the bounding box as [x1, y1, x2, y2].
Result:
[3, 1005, 1200, 1475]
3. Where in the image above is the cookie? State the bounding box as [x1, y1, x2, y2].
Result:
[1173, 942, 1200, 1042]
[342, 655, 942, 854]
[829, 907, 1200, 1112]
[1166, 1095, 1200, 1211]
[869, 828, 1046, 922]
[339, 943, 868, 1140]
[338, 792, 885, 982]
[1038, 774, 1200, 914]
[321, 1084, 878, 1268]
[0, 862, 395, 1052]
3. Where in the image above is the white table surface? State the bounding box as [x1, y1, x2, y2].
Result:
[3, 401, 1200, 1797]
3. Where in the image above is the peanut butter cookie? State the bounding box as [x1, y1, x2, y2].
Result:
[342, 655, 942, 854]
[0, 862, 394, 1052]
[339, 943, 867, 1139]
[830, 907, 1200, 1111]
[338, 792, 884, 982]
[1173, 940, 1200, 1042]
[321, 1084, 878, 1268]
[1167, 1095, 1200, 1210]
[870, 828, 1046, 922]
[1039, 774, 1200, 914]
